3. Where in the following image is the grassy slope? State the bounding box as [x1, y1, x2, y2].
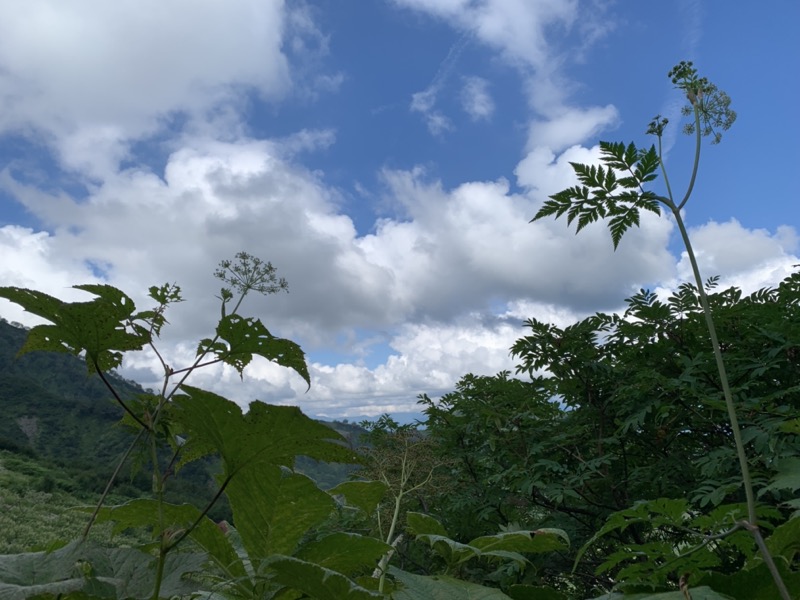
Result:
[0, 450, 148, 553]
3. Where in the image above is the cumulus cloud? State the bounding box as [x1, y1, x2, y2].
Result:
[675, 219, 799, 287]
[0, 0, 330, 178]
[2, 131, 798, 418]
[526, 105, 619, 154]
[1, 2, 795, 422]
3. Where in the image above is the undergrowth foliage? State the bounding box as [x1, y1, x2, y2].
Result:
[0, 62, 796, 600]
[0, 253, 568, 599]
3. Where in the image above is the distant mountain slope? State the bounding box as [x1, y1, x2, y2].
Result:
[0, 318, 140, 465]
[0, 317, 363, 494]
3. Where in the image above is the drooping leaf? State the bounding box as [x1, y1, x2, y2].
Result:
[0, 540, 204, 600]
[92, 499, 246, 579]
[405, 512, 450, 538]
[469, 530, 568, 555]
[226, 466, 336, 560]
[389, 567, 514, 599]
[295, 533, 392, 576]
[765, 516, 800, 563]
[268, 556, 385, 600]
[197, 314, 310, 387]
[328, 480, 388, 515]
[0, 285, 147, 373]
[698, 560, 800, 600]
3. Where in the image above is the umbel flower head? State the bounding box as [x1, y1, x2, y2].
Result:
[667, 60, 736, 144]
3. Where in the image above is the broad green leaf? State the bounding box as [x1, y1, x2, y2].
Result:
[389, 567, 513, 599]
[765, 516, 800, 562]
[328, 480, 388, 515]
[0, 285, 147, 372]
[469, 530, 568, 554]
[172, 387, 359, 561]
[173, 385, 357, 472]
[0, 540, 204, 600]
[92, 499, 246, 579]
[268, 556, 384, 600]
[699, 557, 800, 599]
[228, 466, 336, 560]
[405, 512, 449, 537]
[412, 534, 476, 566]
[295, 533, 392, 575]
[762, 457, 800, 493]
[197, 314, 310, 387]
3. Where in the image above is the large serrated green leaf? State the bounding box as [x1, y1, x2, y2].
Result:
[295, 533, 392, 575]
[328, 480, 388, 514]
[227, 467, 335, 559]
[389, 567, 513, 599]
[763, 457, 800, 493]
[171, 386, 360, 560]
[469, 530, 568, 554]
[765, 516, 800, 562]
[413, 534, 475, 566]
[0, 540, 204, 600]
[173, 385, 357, 474]
[269, 556, 384, 600]
[698, 560, 800, 600]
[92, 499, 246, 579]
[0, 285, 147, 372]
[198, 314, 310, 387]
[405, 512, 449, 537]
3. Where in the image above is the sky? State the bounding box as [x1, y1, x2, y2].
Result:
[0, 0, 798, 422]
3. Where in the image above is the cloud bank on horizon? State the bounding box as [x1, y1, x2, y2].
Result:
[0, 0, 797, 420]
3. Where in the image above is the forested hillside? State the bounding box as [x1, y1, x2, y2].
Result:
[0, 317, 359, 521]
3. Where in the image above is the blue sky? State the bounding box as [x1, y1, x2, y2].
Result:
[1, 1, 798, 420]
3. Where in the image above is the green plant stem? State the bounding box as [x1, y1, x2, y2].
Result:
[670, 206, 756, 524]
[165, 474, 234, 551]
[93, 357, 148, 430]
[378, 458, 407, 593]
[82, 428, 147, 539]
[656, 109, 789, 598]
[152, 546, 168, 600]
[745, 521, 792, 600]
[150, 428, 167, 600]
[678, 107, 703, 210]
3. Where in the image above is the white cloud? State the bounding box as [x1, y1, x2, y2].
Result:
[0, 0, 333, 178]
[461, 76, 495, 121]
[2, 133, 798, 418]
[408, 34, 470, 136]
[526, 105, 619, 154]
[676, 219, 799, 285]
[1, 1, 795, 422]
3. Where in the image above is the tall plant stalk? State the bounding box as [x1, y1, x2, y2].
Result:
[533, 61, 790, 599]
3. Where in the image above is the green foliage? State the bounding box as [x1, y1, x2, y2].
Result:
[389, 567, 515, 599]
[0, 55, 794, 600]
[533, 142, 661, 248]
[406, 512, 568, 575]
[419, 272, 800, 595]
[0, 285, 148, 374]
[0, 540, 205, 600]
[196, 314, 310, 386]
